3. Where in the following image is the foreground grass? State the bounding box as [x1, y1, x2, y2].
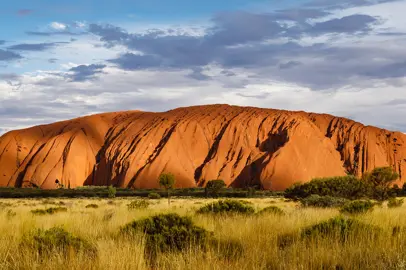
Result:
[0, 198, 405, 269]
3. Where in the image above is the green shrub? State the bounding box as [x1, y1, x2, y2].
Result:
[300, 195, 349, 208]
[196, 200, 255, 215]
[108, 185, 116, 198]
[127, 200, 149, 210]
[301, 216, 380, 240]
[257, 206, 285, 216]
[205, 180, 226, 197]
[340, 200, 374, 215]
[20, 227, 97, 258]
[120, 213, 211, 255]
[279, 216, 381, 248]
[387, 198, 404, 208]
[85, 204, 99, 209]
[31, 207, 68, 215]
[148, 192, 161, 199]
[285, 176, 369, 200]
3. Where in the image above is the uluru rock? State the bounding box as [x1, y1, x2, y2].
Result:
[0, 104, 405, 190]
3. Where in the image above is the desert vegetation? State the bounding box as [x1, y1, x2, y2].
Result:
[0, 196, 405, 269]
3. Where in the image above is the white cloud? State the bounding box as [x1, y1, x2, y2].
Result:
[49, 22, 67, 30]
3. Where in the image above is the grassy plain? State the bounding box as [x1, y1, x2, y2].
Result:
[0, 197, 405, 270]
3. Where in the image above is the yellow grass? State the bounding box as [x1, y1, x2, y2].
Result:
[0, 197, 405, 269]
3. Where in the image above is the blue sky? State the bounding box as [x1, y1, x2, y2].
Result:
[1, 0, 406, 134]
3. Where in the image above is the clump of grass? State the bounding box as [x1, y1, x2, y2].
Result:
[278, 216, 381, 248]
[387, 198, 404, 208]
[148, 192, 161, 199]
[0, 201, 12, 208]
[127, 199, 149, 210]
[120, 213, 212, 257]
[196, 200, 255, 215]
[85, 204, 99, 209]
[340, 200, 374, 215]
[20, 227, 97, 259]
[300, 195, 349, 208]
[257, 206, 285, 216]
[211, 239, 244, 260]
[6, 209, 16, 219]
[31, 207, 68, 215]
[102, 210, 114, 222]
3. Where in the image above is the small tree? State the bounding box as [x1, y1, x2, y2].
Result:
[107, 185, 116, 198]
[363, 167, 399, 201]
[205, 179, 226, 197]
[159, 173, 175, 206]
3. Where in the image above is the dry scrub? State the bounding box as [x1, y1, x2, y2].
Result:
[0, 197, 405, 269]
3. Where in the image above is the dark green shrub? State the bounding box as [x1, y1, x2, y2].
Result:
[387, 198, 404, 208]
[285, 175, 369, 200]
[120, 213, 211, 255]
[108, 185, 116, 198]
[196, 200, 255, 215]
[205, 180, 226, 197]
[301, 216, 380, 240]
[148, 192, 161, 199]
[257, 206, 285, 216]
[31, 207, 68, 215]
[20, 227, 97, 258]
[127, 200, 149, 210]
[300, 195, 349, 208]
[279, 216, 381, 248]
[85, 204, 99, 209]
[340, 200, 374, 215]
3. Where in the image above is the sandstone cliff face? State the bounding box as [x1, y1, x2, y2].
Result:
[0, 105, 405, 190]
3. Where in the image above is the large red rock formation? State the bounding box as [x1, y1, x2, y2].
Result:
[0, 105, 405, 190]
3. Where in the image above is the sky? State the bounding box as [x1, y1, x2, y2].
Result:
[1, 0, 406, 134]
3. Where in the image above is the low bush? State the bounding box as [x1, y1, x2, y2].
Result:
[301, 216, 380, 240]
[20, 227, 97, 259]
[257, 206, 285, 216]
[300, 195, 349, 208]
[120, 213, 212, 256]
[387, 198, 404, 208]
[148, 192, 161, 199]
[85, 204, 99, 209]
[31, 207, 68, 215]
[196, 200, 255, 215]
[127, 200, 149, 210]
[278, 216, 381, 248]
[340, 200, 374, 215]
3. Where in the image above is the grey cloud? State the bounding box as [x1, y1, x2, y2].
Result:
[279, 61, 302, 69]
[186, 67, 211, 81]
[362, 61, 406, 78]
[220, 70, 236, 77]
[26, 31, 83, 36]
[236, 92, 271, 99]
[48, 58, 58, 63]
[310, 14, 378, 35]
[0, 40, 5, 45]
[7, 42, 63, 51]
[0, 49, 22, 61]
[68, 64, 106, 82]
[108, 53, 162, 70]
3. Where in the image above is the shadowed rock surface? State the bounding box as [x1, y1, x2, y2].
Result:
[0, 105, 405, 190]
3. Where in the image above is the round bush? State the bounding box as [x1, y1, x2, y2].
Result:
[148, 192, 161, 199]
[127, 200, 149, 210]
[387, 198, 404, 208]
[196, 200, 255, 215]
[120, 213, 212, 255]
[85, 204, 99, 209]
[20, 227, 97, 258]
[340, 200, 374, 215]
[257, 206, 285, 216]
